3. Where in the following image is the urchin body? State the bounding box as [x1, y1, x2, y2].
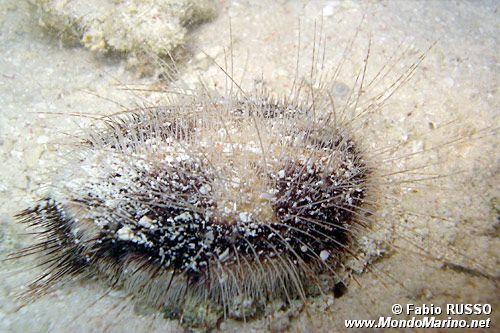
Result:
[17, 94, 369, 324]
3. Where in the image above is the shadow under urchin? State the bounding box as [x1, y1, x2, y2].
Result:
[14, 93, 369, 327]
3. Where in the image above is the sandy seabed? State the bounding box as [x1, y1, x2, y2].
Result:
[0, 1, 498, 332]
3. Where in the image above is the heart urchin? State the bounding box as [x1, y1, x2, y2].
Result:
[15, 91, 370, 326]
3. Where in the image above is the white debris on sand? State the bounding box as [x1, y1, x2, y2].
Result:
[30, 0, 218, 71]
